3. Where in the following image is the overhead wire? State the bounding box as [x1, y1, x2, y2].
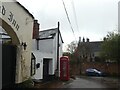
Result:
[61, 0, 77, 41]
[71, 0, 80, 35]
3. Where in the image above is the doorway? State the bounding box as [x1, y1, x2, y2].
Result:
[2, 44, 17, 88]
[43, 58, 51, 81]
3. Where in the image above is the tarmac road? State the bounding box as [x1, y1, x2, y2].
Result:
[62, 77, 106, 88]
[61, 76, 120, 89]
[34, 76, 120, 89]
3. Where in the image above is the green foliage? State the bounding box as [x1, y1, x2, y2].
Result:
[63, 52, 71, 56]
[100, 32, 120, 62]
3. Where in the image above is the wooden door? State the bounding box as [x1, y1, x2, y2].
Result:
[2, 45, 16, 88]
[43, 59, 49, 81]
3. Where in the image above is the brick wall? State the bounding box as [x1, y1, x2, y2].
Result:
[70, 62, 120, 76]
[33, 20, 39, 39]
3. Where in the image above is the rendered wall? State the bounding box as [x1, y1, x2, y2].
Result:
[0, 0, 34, 83]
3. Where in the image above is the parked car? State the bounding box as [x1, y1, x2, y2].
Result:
[85, 68, 104, 76]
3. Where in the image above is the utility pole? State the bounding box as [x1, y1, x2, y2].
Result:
[56, 22, 60, 77]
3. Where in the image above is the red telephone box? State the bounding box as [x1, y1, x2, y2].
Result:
[60, 56, 70, 81]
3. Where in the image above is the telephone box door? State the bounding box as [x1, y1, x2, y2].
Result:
[60, 56, 70, 81]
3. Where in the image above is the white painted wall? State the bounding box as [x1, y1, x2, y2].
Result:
[32, 51, 53, 79]
[58, 34, 63, 77]
[32, 39, 37, 50]
[118, 1, 120, 33]
[0, 0, 34, 83]
[32, 30, 63, 79]
[53, 33, 57, 73]
[53, 32, 63, 76]
[39, 39, 53, 53]
[59, 34, 63, 58]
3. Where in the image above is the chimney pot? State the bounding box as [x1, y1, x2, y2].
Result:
[86, 38, 89, 42]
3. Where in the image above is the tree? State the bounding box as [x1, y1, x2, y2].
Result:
[63, 52, 71, 57]
[66, 41, 78, 54]
[100, 32, 120, 62]
[65, 41, 78, 65]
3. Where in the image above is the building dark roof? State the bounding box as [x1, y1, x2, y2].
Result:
[89, 41, 103, 52]
[39, 28, 58, 39]
[38, 28, 64, 43]
[78, 41, 103, 53]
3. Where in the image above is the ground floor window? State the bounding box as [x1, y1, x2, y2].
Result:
[31, 53, 36, 76]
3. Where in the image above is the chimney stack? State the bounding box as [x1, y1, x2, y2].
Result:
[83, 37, 85, 42]
[86, 38, 89, 42]
[33, 20, 40, 39]
[79, 37, 81, 42]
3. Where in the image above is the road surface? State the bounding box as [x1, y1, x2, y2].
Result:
[61, 76, 120, 89]
[34, 76, 120, 89]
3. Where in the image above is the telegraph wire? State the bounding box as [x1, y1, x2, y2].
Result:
[61, 0, 77, 41]
[71, 0, 80, 34]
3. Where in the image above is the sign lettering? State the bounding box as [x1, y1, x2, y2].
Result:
[8, 12, 13, 22]
[0, 5, 6, 15]
[0, 4, 20, 31]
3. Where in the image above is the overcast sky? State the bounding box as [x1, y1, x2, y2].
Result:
[17, 0, 119, 51]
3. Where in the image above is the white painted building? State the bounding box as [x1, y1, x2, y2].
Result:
[118, 1, 120, 33]
[0, 0, 35, 88]
[32, 25, 63, 80]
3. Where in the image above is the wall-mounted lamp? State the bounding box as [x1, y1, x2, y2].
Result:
[22, 42, 27, 50]
[36, 63, 40, 69]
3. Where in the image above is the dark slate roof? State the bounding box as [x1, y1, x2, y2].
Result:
[79, 41, 103, 53]
[39, 28, 58, 39]
[89, 41, 103, 52]
[38, 28, 64, 43]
